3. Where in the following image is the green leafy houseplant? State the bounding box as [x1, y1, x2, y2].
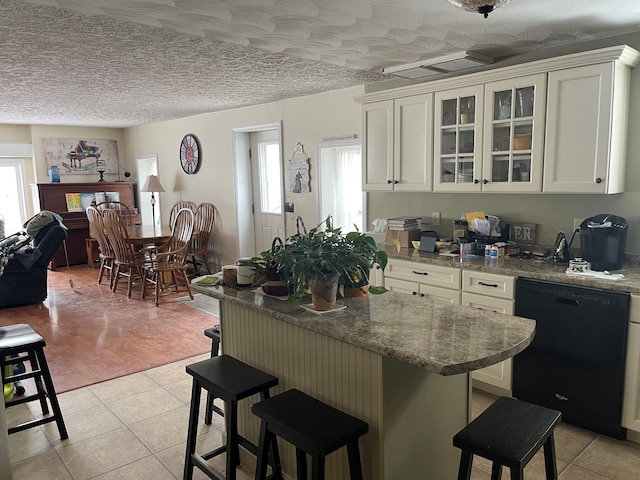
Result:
[275, 216, 388, 304]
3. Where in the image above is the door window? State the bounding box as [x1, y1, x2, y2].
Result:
[0, 159, 27, 236]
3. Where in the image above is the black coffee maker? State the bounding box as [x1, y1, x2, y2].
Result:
[580, 214, 628, 271]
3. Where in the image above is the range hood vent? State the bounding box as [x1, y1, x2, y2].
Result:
[382, 51, 494, 79]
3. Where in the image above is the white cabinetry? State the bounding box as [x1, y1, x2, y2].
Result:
[482, 74, 547, 192]
[623, 295, 640, 440]
[462, 270, 515, 394]
[544, 62, 632, 193]
[384, 258, 461, 304]
[434, 85, 484, 192]
[362, 94, 433, 192]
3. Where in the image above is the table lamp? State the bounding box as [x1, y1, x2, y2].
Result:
[140, 175, 165, 232]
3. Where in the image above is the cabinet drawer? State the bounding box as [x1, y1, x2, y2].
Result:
[385, 277, 419, 296]
[462, 292, 514, 314]
[385, 258, 461, 290]
[462, 270, 514, 300]
[420, 284, 461, 305]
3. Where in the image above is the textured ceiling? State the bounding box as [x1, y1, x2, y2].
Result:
[2, 0, 640, 127]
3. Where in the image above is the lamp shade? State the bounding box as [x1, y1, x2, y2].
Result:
[140, 174, 165, 193]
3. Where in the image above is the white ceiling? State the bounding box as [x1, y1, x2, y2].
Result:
[3, 0, 640, 127]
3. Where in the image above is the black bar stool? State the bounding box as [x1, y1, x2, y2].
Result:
[453, 396, 561, 480]
[252, 388, 369, 480]
[0, 324, 68, 439]
[203, 325, 224, 423]
[183, 354, 281, 480]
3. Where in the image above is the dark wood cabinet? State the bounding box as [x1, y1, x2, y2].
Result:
[31, 182, 140, 269]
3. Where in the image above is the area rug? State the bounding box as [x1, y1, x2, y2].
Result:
[175, 293, 220, 316]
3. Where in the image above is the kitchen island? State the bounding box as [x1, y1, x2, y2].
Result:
[191, 284, 535, 479]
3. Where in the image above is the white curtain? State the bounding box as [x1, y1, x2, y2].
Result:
[321, 146, 362, 232]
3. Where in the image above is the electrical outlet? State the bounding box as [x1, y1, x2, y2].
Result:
[573, 218, 584, 232]
[432, 212, 441, 226]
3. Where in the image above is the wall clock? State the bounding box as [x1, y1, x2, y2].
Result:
[179, 134, 200, 174]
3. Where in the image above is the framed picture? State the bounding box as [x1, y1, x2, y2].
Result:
[43, 138, 119, 175]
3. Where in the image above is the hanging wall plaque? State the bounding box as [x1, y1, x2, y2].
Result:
[289, 142, 310, 193]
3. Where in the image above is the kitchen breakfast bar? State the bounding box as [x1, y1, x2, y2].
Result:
[191, 284, 536, 479]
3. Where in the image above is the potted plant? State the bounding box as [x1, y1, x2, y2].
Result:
[251, 237, 290, 296]
[275, 216, 387, 310]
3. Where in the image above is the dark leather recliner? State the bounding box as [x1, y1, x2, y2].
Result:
[0, 222, 67, 308]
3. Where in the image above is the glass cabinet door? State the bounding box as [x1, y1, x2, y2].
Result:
[483, 74, 546, 192]
[434, 85, 484, 191]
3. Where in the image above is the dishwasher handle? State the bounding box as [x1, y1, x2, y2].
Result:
[555, 297, 580, 307]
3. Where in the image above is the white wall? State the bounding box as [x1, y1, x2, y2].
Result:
[123, 86, 365, 270]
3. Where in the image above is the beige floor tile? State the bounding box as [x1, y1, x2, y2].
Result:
[8, 427, 53, 464]
[156, 442, 217, 480]
[57, 427, 151, 480]
[5, 403, 35, 431]
[130, 405, 214, 453]
[163, 377, 193, 404]
[142, 358, 193, 386]
[106, 386, 184, 424]
[89, 372, 160, 403]
[573, 435, 640, 480]
[55, 387, 103, 414]
[11, 451, 72, 480]
[554, 422, 597, 462]
[44, 403, 125, 447]
[470, 466, 491, 479]
[91, 454, 177, 480]
[559, 464, 615, 479]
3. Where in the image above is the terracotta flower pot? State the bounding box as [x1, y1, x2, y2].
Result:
[339, 283, 369, 298]
[309, 272, 339, 311]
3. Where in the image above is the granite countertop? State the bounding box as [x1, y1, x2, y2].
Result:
[191, 283, 535, 377]
[382, 245, 640, 295]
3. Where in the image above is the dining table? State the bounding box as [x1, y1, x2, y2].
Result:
[126, 224, 173, 246]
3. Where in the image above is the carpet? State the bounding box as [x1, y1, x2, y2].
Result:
[175, 293, 220, 316]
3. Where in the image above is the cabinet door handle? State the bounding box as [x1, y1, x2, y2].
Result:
[412, 270, 428, 276]
[412, 291, 418, 295]
[478, 281, 498, 287]
[387, 180, 393, 184]
[473, 179, 479, 184]
[483, 179, 488, 184]
[394, 180, 399, 184]
[595, 177, 603, 184]
[420, 293, 425, 297]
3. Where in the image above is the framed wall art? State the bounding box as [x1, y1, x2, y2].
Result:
[43, 138, 119, 175]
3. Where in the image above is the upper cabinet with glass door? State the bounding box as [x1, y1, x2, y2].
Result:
[481, 74, 547, 192]
[434, 85, 484, 192]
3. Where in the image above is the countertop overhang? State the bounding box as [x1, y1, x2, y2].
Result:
[192, 284, 535, 377]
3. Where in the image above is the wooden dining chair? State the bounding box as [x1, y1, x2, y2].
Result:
[86, 206, 116, 288]
[169, 201, 196, 229]
[102, 209, 150, 298]
[95, 201, 134, 227]
[188, 202, 215, 275]
[143, 208, 195, 306]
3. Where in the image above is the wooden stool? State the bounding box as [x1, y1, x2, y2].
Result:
[0, 324, 68, 439]
[252, 388, 369, 480]
[203, 325, 224, 423]
[453, 396, 561, 480]
[184, 354, 281, 480]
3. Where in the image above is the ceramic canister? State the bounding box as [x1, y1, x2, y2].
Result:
[569, 258, 589, 273]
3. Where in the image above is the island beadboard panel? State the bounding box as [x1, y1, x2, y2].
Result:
[222, 300, 383, 479]
[220, 300, 470, 479]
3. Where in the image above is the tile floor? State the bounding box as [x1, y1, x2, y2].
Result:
[7, 363, 640, 480]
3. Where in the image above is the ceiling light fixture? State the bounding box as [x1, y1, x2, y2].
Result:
[447, 0, 510, 18]
[382, 51, 494, 79]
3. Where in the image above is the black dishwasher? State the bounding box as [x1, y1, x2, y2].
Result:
[513, 278, 630, 439]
